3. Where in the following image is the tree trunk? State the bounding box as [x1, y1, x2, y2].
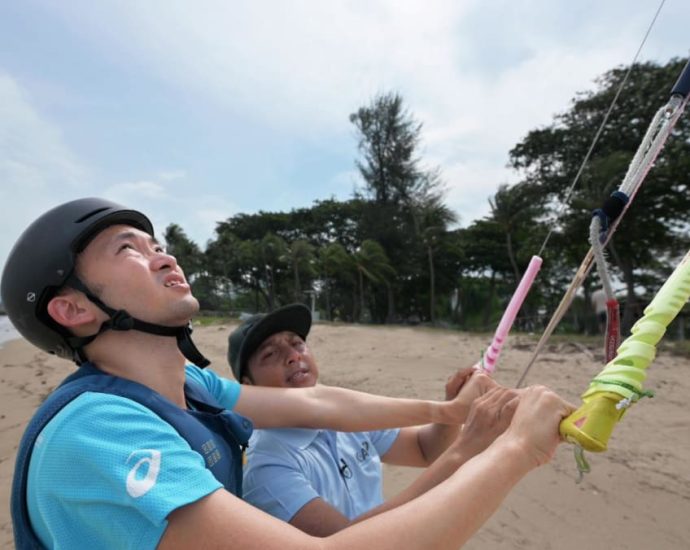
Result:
[358, 269, 365, 322]
[352, 283, 358, 322]
[619, 260, 637, 335]
[483, 271, 496, 328]
[254, 276, 270, 311]
[428, 245, 436, 325]
[267, 266, 276, 310]
[506, 232, 521, 286]
[293, 264, 301, 302]
[453, 279, 463, 326]
[609, 241, 637, 335]
[386, 283, 396, 324]
[254, 280, 260, 312]
[325, 281, 332, 321]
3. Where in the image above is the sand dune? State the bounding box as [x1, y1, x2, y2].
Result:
[1, 322, 688, 549]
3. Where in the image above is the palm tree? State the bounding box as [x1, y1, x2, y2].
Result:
[318, 243, 356, 320]
[353, 240, 396, 322]
[164, 223, 202, 280]
[205, 231, 243, 305]
[258, 233, 288, 310]
[412, 192, 458, 325]
[287, 239, 316, 302]
[488, 183, 540, 286]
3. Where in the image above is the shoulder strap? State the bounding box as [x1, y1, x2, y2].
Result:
[11, 365, 115, 549]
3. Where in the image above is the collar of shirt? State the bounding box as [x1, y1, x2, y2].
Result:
[251, 427, 323, 450]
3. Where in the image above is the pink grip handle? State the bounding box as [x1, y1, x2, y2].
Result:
[481, 255, 543, 374]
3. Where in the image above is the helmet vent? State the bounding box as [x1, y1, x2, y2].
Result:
[75, 207, 110, 223]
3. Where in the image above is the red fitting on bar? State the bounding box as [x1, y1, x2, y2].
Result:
[605, 299, 620, 362]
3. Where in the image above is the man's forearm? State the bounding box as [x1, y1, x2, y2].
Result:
[236, 383, 462, 430]
[327, 437, 536, 550]
[307, 384, 466, 431]
[417, 422, 461, 464]
[351, 434, 472, 527]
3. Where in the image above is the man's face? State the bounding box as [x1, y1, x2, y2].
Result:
[76, 224, 199, 326]
[245, 330, 319, 388]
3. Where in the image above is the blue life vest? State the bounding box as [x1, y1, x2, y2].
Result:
[11, 362, 253, 550]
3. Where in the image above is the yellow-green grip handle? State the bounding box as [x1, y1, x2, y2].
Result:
[560, 249, 690, 452]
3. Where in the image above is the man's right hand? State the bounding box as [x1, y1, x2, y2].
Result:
[502, 385, 575, 467]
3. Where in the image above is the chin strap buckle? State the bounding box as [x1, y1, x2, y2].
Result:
[110, 310, 135, 331]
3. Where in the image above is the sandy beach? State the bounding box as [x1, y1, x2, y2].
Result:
[1, 321, 688, 549]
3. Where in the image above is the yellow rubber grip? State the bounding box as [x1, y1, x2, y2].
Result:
[559, 392, 626, 452]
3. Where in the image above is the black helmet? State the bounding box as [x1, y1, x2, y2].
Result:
[1, 198, 209, 367]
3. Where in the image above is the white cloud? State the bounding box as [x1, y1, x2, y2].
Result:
[157, 170, 187, 181]
[443, 161, 509, 227]
[192, 201, 240, 244]
[171, 194, 241, 248]
[106, 180, 167, 200]
[328, 169, 362, 197]
[0, 73, 90, 272]
[0, 74, 86, 189]
[103, 175, 239, 247]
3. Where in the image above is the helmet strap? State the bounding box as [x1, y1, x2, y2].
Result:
[65, 276, 210, 368]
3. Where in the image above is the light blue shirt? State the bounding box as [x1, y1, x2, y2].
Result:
[243, 427, 400, 522]
[27, 365, 241, 550]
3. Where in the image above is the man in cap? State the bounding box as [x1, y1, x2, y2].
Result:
[230, 304, 527, 536]
[4, 198, 574, 550]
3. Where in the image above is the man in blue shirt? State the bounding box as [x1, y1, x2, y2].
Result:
[230, 304, 524, 536]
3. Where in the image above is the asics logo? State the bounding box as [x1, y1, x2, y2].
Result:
[126, 449, 161, 498]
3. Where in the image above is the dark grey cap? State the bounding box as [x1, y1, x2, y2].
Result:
[227, 303, 312, 380]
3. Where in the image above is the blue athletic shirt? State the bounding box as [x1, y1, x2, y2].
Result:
[243, 427, 400, 522]
[26, 365, 241, 550]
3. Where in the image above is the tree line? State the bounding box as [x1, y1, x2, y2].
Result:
[165, 58, 690, 336]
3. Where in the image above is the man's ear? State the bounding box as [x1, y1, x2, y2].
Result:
[241, 374, 254, 385]
[46, 292, 98, 329]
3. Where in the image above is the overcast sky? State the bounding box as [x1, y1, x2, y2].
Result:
[1, 0, 688, 274]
